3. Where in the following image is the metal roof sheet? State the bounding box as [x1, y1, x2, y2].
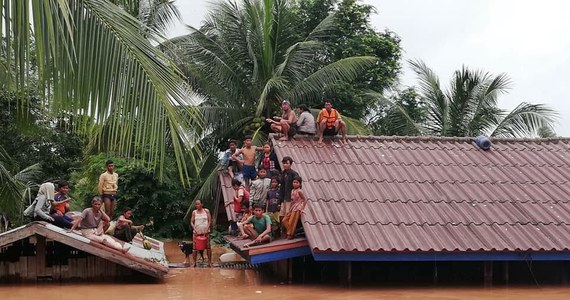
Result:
[271, 136, 570, 253]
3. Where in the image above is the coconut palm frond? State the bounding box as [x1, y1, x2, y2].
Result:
[408, 59, 448, 135]
[491, 103, 558, 138]
[1, 0, 202, 183]
[287, 56, 378, 105]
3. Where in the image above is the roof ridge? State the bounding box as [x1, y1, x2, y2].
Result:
[271, 135, 570, 144]
[302, 220, 568, 226]
[309, 198, 568, 204]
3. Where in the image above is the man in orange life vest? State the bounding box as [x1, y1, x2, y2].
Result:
[317, 100, 347, 144]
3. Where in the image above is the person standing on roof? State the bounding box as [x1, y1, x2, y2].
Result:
[231, 135, 263, 187]
[98, 160, 119, 218]
[282, 176, 308, 239]
[258, 142, 280, 177]
[278, 156, 299, 233]
[317, 99, 347, 144]
[266, 100, 298, 141]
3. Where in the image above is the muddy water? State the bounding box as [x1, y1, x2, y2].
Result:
[0, 242, 569, 300]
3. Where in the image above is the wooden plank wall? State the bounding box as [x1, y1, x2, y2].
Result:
[0, 235, 141, 282]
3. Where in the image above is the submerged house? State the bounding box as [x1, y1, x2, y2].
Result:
[0, 222, 168, 282]
[222, 135, 570, 283]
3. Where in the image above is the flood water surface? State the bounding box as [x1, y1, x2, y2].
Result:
[0, 242, 569, 300]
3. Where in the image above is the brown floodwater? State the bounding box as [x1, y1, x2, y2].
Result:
[0, 242, 569, 300]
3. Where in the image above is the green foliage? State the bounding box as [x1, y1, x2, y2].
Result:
[69, 153, 191, 238]
[369, 87, 427, 136]
[0, 146, 42, 224]
[0, 89, 84, 183]
[371, 60, 558, 138]
[293, 0, 402, 119]
[0, 0, 202, 184]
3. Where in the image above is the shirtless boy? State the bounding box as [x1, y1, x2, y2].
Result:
[231, 135, 263, 187]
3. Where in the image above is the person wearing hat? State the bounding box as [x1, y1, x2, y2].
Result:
[266, 100, 297, 141]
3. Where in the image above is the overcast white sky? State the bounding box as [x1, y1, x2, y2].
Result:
[167, 0, 570, 136]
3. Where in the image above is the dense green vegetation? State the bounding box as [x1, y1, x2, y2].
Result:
[0, 0, 558, 237]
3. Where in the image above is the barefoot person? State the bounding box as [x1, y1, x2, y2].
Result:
[220, 140, 242, 179]
[69, 197, 129, 253]
[98, 160, 119, 218]
[317, 100, 347, 144]
[266, 100, 297, 141]
[282, 176, 308, 239]
[190, 199, 212, 267]
[243, 205, 272, 248]
[231, 135, 262, 187]
[113, 208, 144, 243]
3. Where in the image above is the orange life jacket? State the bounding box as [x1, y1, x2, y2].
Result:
[321, 109, 338, 129]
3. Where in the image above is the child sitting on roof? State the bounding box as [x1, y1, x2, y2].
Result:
[243, 205, 272, 248]
[282, 176, 307, 240]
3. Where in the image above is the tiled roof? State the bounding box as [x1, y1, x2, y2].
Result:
[271, 136, 570, 253]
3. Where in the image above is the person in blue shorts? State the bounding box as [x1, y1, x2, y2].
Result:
[231, 135, 263, 187]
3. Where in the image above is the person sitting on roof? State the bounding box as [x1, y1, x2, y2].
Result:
[50, 180, 74, 229]
[23, 182, 74, 229]
[69, 196, 129, 253]
[282, 176, 308, 240]
[243, 205, 273, 248]
[317, 99, 347, 144]
[113, 207, 145, 243]
[266, 100, 297, 141]
[295, 104, 316, 136]
[219, 140, 242, 179]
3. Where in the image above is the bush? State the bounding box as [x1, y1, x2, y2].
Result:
[69, 154, 192, 238]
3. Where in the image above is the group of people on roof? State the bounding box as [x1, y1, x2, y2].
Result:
[185, 100, 348, 267]
[265, 99, 348, 144]
[23, 160, 145, 254]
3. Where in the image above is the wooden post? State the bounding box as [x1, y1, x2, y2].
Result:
[433, 262, 438, 285]
[503, 261, 509, 283]
[36, 235, 46, 278]
[287, 258, 293, 284]
[347, 261, 352, 287]
[484, 261, 493, 286]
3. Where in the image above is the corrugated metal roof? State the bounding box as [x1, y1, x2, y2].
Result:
[271, 136, 570, 253]
[0, 222, 168, 277]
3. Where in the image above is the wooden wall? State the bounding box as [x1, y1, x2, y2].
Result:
[0, 235, 149, 283]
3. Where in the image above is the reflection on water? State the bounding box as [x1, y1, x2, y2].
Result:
[0, 242, 569, 300]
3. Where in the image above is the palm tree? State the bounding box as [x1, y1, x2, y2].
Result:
[0, 0, 202, 182]
[372, 60, 557, 138]
[0, 146, 42, 226]
[167, 0, 376, 209]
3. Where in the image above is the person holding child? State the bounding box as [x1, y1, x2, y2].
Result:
[282, 176, 308, 239]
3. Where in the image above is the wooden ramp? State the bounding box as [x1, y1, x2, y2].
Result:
[0, 222, 168, 281]
[225, 235, 311, 264]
